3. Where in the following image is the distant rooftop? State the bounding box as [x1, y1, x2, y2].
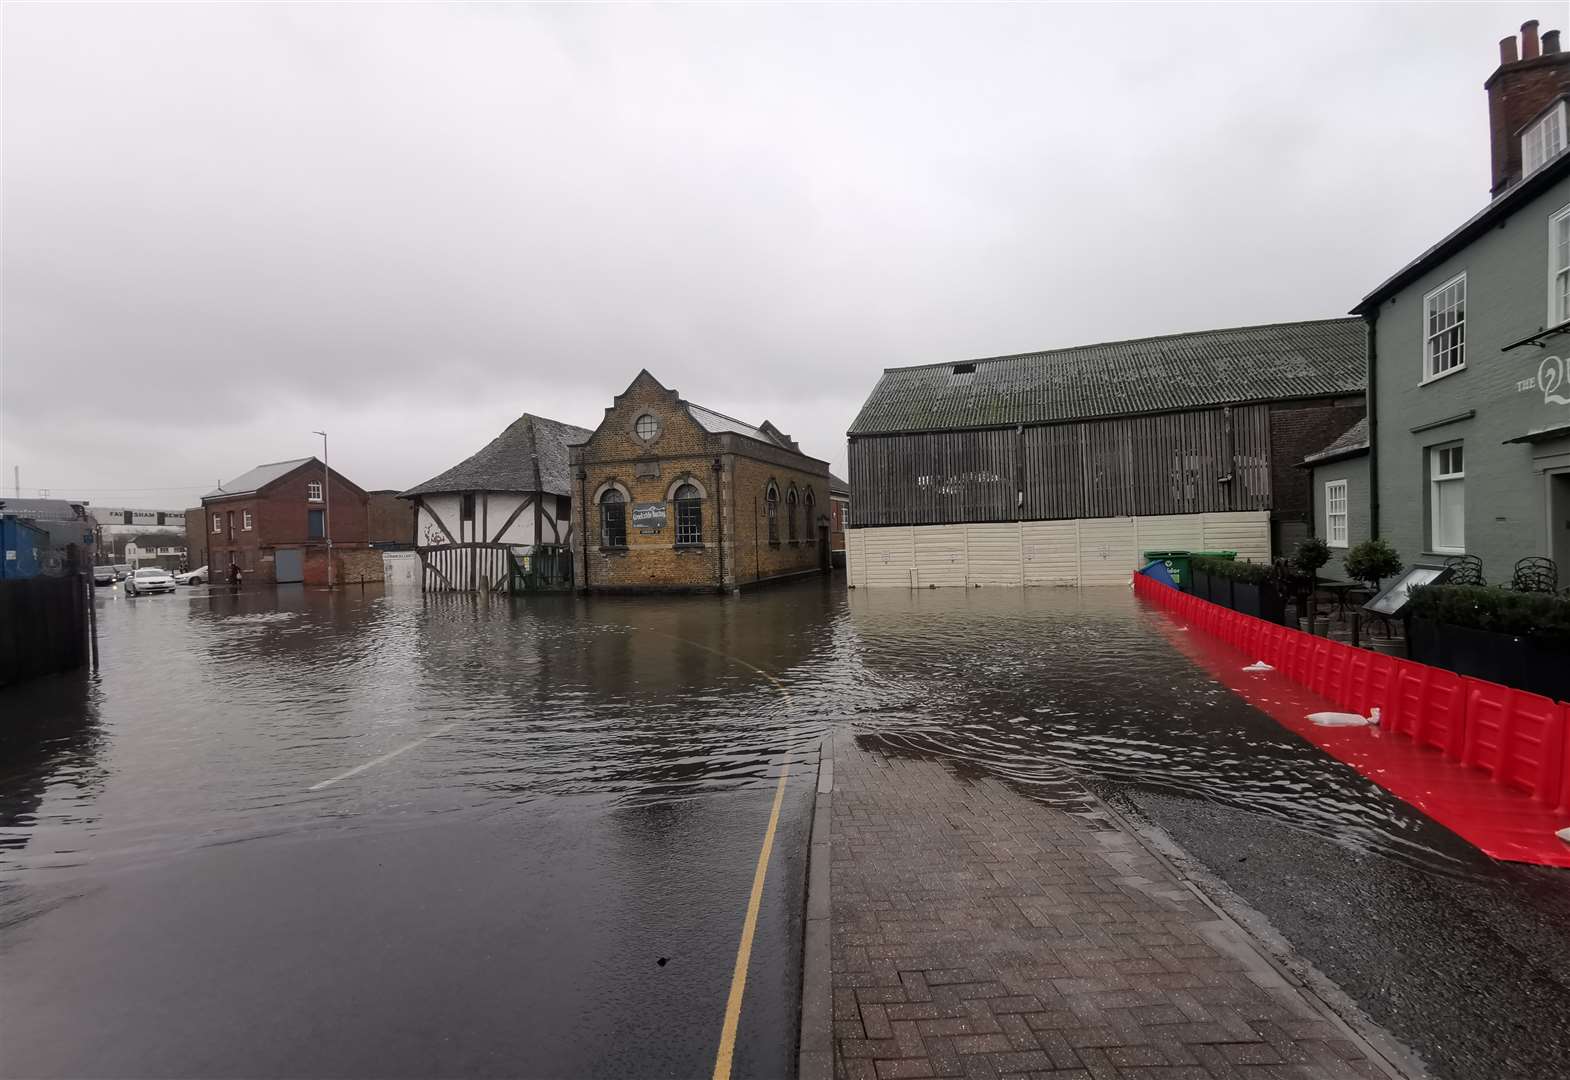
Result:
[205, 459, 314, 500]
[402, 414, 593, 499]
[1301, 417, 1370, 466]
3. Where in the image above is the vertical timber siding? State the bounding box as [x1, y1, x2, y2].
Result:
[852, 405, 1272, 528]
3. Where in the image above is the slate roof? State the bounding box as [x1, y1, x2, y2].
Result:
[829, 472, 850, 496]
[686, 402, 790, 448]
[1353, 147, 1570, 314]
[205, 459, 314, 499]
[400, 413, 593, 499]
[848, 318, 1366, 435]
[1301, 417, 1369, 467]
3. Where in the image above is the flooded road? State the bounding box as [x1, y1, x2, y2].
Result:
[3, 578, 1569, 1078]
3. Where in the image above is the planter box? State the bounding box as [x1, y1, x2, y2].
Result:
[1408, 617, 1570, 701]
[1190, 569, 1209, 601]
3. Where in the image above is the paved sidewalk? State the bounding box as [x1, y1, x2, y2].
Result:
[826, 733, 1400, 1080]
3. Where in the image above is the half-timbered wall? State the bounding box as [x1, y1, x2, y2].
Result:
[412, 490, 573, 593]
[848, 405, 1273, 528]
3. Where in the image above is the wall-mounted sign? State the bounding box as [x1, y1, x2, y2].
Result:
[632, 502, 667, 530]
[1516, 354, 1570, 406]
[1363, 563, 1452, 617]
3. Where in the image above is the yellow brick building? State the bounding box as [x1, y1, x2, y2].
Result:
[570, 371, 832, 593]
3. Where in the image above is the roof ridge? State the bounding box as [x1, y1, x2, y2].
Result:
[882, 316, 1363, 374]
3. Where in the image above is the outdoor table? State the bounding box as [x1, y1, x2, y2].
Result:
[1316, 580, 1362, 620]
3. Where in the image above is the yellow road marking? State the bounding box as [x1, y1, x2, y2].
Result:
[605, 623, 798, 1079]
[712, 760, 790, 1080]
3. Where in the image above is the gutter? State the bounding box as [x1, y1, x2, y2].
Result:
[1365, 312, 1380, 540]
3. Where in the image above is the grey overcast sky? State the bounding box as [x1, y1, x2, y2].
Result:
[0, 2, 1549, 505]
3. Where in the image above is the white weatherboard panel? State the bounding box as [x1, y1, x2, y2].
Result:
[914, 525, 967, 588]
[1201, 511, 1271, 563]
[1022, 521, 1078, 586]
[845, 530, 866, 588]
[1078, 517, 1138, 585]
[1132, 514, 1205, 555]
[965, 523, 1022, 585]
[861, 528, 916, 588]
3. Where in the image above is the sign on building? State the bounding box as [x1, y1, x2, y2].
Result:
[632, 502, 667, 531]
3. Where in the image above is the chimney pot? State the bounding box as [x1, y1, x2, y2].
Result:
[1501, 35, 1520, 64]
[1522, 19, 1541, 60]
[1543, 29, 1561, 54]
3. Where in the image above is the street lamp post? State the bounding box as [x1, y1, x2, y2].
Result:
[313, 430, 333, 588]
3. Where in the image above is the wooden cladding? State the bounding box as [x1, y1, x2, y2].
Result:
[849, 405, 1272, 527]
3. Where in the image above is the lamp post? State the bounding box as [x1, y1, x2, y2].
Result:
[313, 430, 333, 588]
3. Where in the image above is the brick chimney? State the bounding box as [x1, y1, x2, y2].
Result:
[1486, 19, 1570, 196]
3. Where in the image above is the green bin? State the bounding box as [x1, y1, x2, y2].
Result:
[1194, 550, 1238, 561]
[1142, 550, 1193, 587]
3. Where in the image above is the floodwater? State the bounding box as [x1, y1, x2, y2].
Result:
[3, 578, 1569, 1078]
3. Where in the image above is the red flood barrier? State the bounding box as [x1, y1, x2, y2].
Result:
[1132, 569, 1570, 865]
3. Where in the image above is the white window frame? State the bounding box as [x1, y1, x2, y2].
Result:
[1324, 480, 1348, 548]
[1523, 101, 1567, 178]
[242, 510, 253, 531]
[307, 481, 323, 502]
[1421, 272, 1467, 384]
[1429, 442, 1465, 555]
[212, 513, 221, 533]
[1550, 203, 1570, 328]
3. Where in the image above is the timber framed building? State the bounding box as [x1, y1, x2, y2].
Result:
[846, 319, 1366, 587]
[400, 413, 592, 593]
[570, 371, 831, 593]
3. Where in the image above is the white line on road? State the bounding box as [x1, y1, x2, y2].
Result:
[308, 723, 458, 791]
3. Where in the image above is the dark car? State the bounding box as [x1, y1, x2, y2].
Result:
[93, 566, 117, 587]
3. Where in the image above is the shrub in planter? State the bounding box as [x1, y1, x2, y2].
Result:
[1192, 556, 1288, 623]
[1407, 584, 1570, 640]
[1406, 585, 1570, 699]
[1344, 538, 1402, 592]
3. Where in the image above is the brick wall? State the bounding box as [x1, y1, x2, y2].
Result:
[1268, 397, 1366, 528]
[368, 491, 415, 546]
[573, 372, 829, 591]
[1486, 30, 1570, 195]
[204, 463, 370, 585]
[184, 508, 207, 569]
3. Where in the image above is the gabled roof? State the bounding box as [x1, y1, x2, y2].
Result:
[686, 402, 794, 449]
[0, 498, 91, 521]
[1353, 148, 1570, 314]
[848, 318, 1366, 435]
[1301, 416, 1369, 467]
[829, 472, 850, 496]
[400, 413, 593, 499]
[205, 459, 314, 499]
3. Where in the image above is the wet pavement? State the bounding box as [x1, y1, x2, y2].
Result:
[3, 579, 1569, 1078]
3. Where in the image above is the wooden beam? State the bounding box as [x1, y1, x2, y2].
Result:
[489, 494, 536, 544]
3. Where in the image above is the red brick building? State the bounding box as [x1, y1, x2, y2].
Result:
[202, 458, 374, 585]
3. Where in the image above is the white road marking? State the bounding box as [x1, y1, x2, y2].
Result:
[308, 723, 458, 790]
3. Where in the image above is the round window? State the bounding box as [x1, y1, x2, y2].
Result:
[634, 413, 660, 441]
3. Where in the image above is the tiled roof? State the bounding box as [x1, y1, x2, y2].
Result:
[848, 318, 1366, 435]
[400, 414, 593, 499]
[1301, 416, 1369, 466]
[829, 472, 850, 495]
[205, 459, 313, 499]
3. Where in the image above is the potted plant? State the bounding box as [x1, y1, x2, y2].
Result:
[1293, 537, 1330, 628]
[1406, 584, 1570, 699]
[1343, 538, 1402, 594]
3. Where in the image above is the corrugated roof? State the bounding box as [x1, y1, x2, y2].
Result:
[848, 318, 1366, 435]
[205, 459, 314, 500]
[0, 498, 92, 521]
[400, 413, 593, 499]
[1301, 416, 1369, 466]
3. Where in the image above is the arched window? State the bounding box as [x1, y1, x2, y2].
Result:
[766, 483, 780, 544]
[600, 489, 627, 548]
[674, 483, 702, 546]
[804, 489, 816, 542]
[786, 487, 799, 542]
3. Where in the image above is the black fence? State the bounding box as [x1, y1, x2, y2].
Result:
[0, 574, 88, 688]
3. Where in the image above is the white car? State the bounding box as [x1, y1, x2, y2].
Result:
[125, 567, 176, 595]
[174, 565, 208, 585]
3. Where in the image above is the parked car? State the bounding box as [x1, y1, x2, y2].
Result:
[114, 564, 131, 580]
[124, 566, 176, 596]
[174, 565, 208, 585]
[92, 566, 117, 587]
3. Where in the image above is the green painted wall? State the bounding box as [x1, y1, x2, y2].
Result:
[1311, 454, 1370, 563]
[1370, 172, 1570, 581]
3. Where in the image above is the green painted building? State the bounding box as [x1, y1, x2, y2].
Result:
[1353, 20, 1570, 585]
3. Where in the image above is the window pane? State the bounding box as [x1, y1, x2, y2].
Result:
[1434, 479, 1464, 550]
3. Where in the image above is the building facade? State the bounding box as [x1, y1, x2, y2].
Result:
[829, 473, 850, 567]
[1303, 418, 1372, 556]
[0, 498, 97, 575]
[368, 491, 417, 549]
[400, 413, 591, 593]
[1353, 20, 1570, 581]
[570, 371, 831, 593]
[202, 458, 371, 585]
[845, 319, 1366, 587]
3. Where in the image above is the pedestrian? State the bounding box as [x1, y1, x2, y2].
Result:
[227, 560, 242, 590]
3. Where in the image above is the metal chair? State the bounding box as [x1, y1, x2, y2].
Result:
[1444, 554, 1486, 586]
[1511, 556, 1558, 594]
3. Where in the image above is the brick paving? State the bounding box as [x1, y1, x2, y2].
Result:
[826, 733, 1393, 1080]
